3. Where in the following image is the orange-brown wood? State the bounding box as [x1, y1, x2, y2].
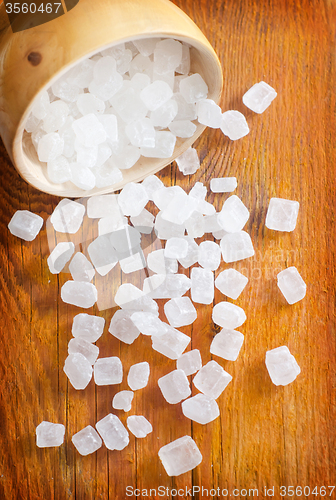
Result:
[0, 0, 335, 498]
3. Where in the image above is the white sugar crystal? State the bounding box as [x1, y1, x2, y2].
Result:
[191, 267, 214, 305]
[8, 210, 43, 241]
[175, 147, 200, 175]
[125, 118, 155, 148]
[25, 113, 41, 133]
[265, 197, 299, 232]
[130, 312, 167, 337]
[220, 231, 255, 263]
[193, 360, 232, 399]
[158, 369, 191, 404]
[127, 416, 153, 438]
[197, 99, 222, 128]
[152, 326, 190, 360]
[32, 90, 50, 120]
[36, 421, 65, 448]
[164, 237, 188, 259]
[61, 281, 97, 308]
[130, 209, 154, 234]
[147, 249, 177, 275]
[70, 162, 96, 191]
[198, 240, 221, 270]
[189, 182, 207, 200]
[47, 155, 72, 184]
[69, 252, 95, 282]
[154, 188, 184, 216]
[243, 81, 277, 114]
[116, 49, 132, 74]
[98, 214, 127, 236]
[110, 86, 147, 123]
[96, 143, 112, 168]
[142, 175, 164, 200]
[52, 78, 82, 102]
[210, 177, 237, 193]
[210, 329, 244, 361]
[217, 195, 249, 233]
[182, 394, 220, 424]
[178, 237, 199, 268]
[38, 132, 64, 162]
[77, 93, 105, 115]
[50, 199, 85, 234]
[72, 313, 105, 343]
[212, 302, 246, 329]
[113, 390, 134, 412]
[109, 309, 140, 344]
[140, 81, 173, 111]
[154, 39, 182, 74]
[215, 268, 248, 299]
[68, 337, 99, 365]
[127, 362, 150, 390]
[176, 44, 190, 75]
[185, 211, 204, 238]
[63, 353, 93, 390]
[203, 213, 222, 233]
[119, 250, 146, 274]
[47, 241, 75, 274]
[176, 349, 202, 376]
[109, 225, 141, 260]
[74, 140, 98, 167]
[174, 93, 197, 121]
[94, 357, 123, 385]
[130, 73, 152, 92]
[87, 234, 118, 276]
[133, 37, 157, 56]
[277, 267, 306, 304]
[118, 182, 149, 217]
[128, 54, 152, 79]
[96, 413, 129, 450]
[158, 436, 202, 476]
[101, 43, 125, 59]
[89, 70, 123, 102]
[112, 145, 141, 170]
[180, 73, 208, 103]
[161, 192, 198, 225]
[88, 193, 120, 219]
[93, 163, 123, 189]
[265, 346, 300, 386]
[220, 110, 249, 140]
[150, 99, 178, 128]
[140, 131, 176, 159]
[143, 273, 191, 300]
[164, 297, 197, 328]
[115, 283, 158, 314]
[72, 425, 102, 456]
[59, 117, 76, 158]
[168, 120, 196, 138]
[42, 100, 69, 133]
[72, 113, 106, 147]
[67, 59, 95, 88]
[98, 114, 118, 144]
[155, 211, 185, 239]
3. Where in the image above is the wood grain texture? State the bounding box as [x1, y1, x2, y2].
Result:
[0, 0, 335, 498]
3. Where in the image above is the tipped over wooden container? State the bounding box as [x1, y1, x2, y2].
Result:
[0, 0, 223, 197]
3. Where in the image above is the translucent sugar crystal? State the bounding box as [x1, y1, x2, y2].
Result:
[177, 349, 202, 376]
[110, 85, 147, 123]
[191, 267, 214, 305]
[161, 191, 198, 225]
[182, 394, 220, 424]
[76, 93, 105, 115]
[98, 114, 118, 144]
[140, 131, 176, 158]
[165, 273, 191, 297]
[164, 297, 197, 328]
[158, 369, 191, 404]
[215, 268, 248, 299]
[109, 310, 140, 344]
[243, 81, 277, 114]
[150, 99, 178, 128]
[220, 231, 255, 263]
[142, 274, 180, 299]
[32, 90, 50, 120]
[98, 212, 126, 236]
[47, 242, 75, 274]
[116, 49, 133, 74]
[119, 251, 146, 274]
[176, 44, 190, 74]
[69, 252, 95, 282]
[130, 73, 151, 93]
[68, 337, 99, 365]
[96, 413, 129, 450]
[197, 99, 222, 128]
[210, 177, 237, 193]
[38, 132, 64, 162]
[210, 329, 244, 361]
[179, 73, 208, 103]
[147, 249, 177, 275]
[158, 436, 202, 477]
[72, 113, 106, 147]
[212, 302, 246, 329]
[140, 80, 173, 111]
[115, 283, 158, 314]
[109, 225, 141, 261]
[155, 211, 185, 240]
[87, 234, 118, 276]
[36, 421, 65, 448]
[178, 237, 199, 268]
[42, 100, 69, 133]
[220, 110, 250, 140]
[63, 353, 93, 390]
[203, 213, 222, 233]
[168, 120, 196, 138]
[174, 93, 197, 121]
[277, 267, 306, 304]
[127, 362, 150, 390]
[89, 63, 123, 101]
[72, 425, 102, 456]
[265, 197, 299, 232]
[8, 210, 43, 241]
[153, 39, 182, 74]
[189, 182, 207, 200]
[217, 195, 249, 233]
[25, 113, 41, 133]
[127, 416, 153, 438]
[164, 237, 188, 259]
[59, 117, 76, 158]
[94, 357, 123, 385]
[193, 360, 232, 399]
[128, 53, 152, 79]
[93, 163, 123, 189]
[112, 145, 141, 170]
[185, 209, 204, 237]
[61, 281, 98, 308]
[130, 312, 167, 337]
[50, 199, 85, 234]
[67, 59, 95, 89]
[72, 313, 105, 343]
[118, 182, 149, 217]
[74, 138, 98, 167]
[113, 390, 134, 412]
[175, 147, 200, 175]
[141, 175, 164, 201]
[70, 162, 96, 191]
[265, 346, 301, 386]
[133, 38, 157, 56]
[47, 155, 72, 184]
[198, 240, 221, 271]
[125, 118, 155, 148]
[52, 77, 82, 103]
[152, 326, 190, 360]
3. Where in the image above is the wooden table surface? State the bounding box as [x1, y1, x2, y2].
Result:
[0, 0, 335, 498]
